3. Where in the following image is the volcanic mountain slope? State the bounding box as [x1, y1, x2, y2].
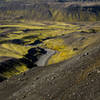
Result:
[0, 1, 100, 22]
[0, 20, 100, 99]
[0, 0, 100, 100]
[0, 22, 100, 100]
[0, 19, 100, 80]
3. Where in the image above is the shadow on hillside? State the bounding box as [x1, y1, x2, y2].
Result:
[0, 47, 47, 82]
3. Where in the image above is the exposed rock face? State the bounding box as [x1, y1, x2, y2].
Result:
[0, 1, 100, 22]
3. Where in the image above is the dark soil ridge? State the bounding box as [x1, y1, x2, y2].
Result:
[0, 40, 100, 100]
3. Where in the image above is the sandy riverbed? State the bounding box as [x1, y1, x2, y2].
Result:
[35, 49, 56, 66]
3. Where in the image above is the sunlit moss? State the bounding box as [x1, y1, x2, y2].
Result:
[0, 22, 82, 78]
[42, 38, 77, 65]
[1, 43, 31, 58]
[2, 64, 28, 78]
[0, 24, 45, 30]
[15, 64, 29, 73]
[48, 49, 76, 64]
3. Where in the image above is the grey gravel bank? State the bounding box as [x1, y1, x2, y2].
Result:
[35, 49, 56, 66]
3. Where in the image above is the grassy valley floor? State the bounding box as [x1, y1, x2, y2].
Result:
[0, 20, 100, 80]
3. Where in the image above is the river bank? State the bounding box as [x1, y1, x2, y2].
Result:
[35, 49, 56, 66]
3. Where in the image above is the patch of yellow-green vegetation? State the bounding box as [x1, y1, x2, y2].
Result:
[0, 22, 81, 64]
[36, 29, 64, 38]
[2, 64, 28, 78]
[7, 32, 36, 40]
[19, 22, 80, 44]
[47, 23, 79, 30]
[0, 22, 80, 42]
[0, 24, 45, 30]
[43, 29, 79, 37]
[41, 38, 77, 65]
[0, 43, 31, 58]
[0, 29, 5, 33]
[21, 20, 45, 26]
[0, 24, 44, 44]
[42, 38, 64, 50]
[13, 30, 23, 34]
[34, 23, 80, 39]
[48, 50, 75, 64]
[0, 22, 82, 78]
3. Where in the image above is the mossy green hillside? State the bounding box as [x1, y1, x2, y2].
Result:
[1, 21, 99, 78]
